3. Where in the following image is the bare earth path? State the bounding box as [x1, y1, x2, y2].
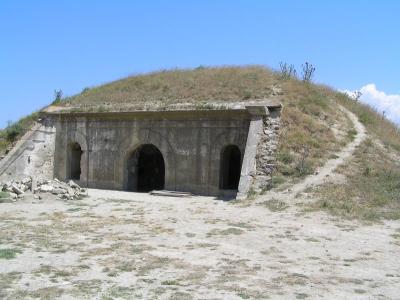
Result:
[257, 106, 367, 204]
[1, 108, 399, 299]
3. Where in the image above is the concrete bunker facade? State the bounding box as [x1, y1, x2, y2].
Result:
[45, 104, 281, 198]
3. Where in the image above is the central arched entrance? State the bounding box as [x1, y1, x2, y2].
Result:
[69, 142, 83, 180]
[220, 145, 242, 190]
[126, 144, 165, 192]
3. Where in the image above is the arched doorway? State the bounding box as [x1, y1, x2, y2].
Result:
[69, 143, 82, 180]
[126, 144, 165, 192]
[220, 145, 242, 190]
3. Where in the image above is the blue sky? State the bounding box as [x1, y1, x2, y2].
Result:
[1, 0, 400, 128]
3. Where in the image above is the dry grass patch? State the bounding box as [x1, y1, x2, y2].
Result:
[207, 227, 244, 237]
[61, 66, 278, 109]
[0, 248, 22, 259]
[260, 199, 289, 212]
[307, 140, 400, 221]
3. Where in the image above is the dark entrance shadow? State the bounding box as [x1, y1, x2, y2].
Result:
[126, 144, 165, 192]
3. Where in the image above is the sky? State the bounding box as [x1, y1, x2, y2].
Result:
[1, 0, 400, 128]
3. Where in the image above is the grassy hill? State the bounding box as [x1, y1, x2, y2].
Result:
[1, 65, 399, 220]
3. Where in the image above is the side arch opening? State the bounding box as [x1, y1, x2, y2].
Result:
[69, 142, 83, 180]
[220, 145, 242, 190]
[126, 144, 165, 192]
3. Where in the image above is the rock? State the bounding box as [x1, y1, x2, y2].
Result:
[11, 184, 24, 195]
[33, 195, 41, 200]
[68, 180, 80, 189]
[39, 185, 54, 193]
[9, 192, 17, 199]
[21, 184, 29, 192]
[21, 177, 32, 185]
[67, 187, 75, 196]
[2, 177, 85, 201]
[51, 188, 67, 195]
[31, 178, 37, 192]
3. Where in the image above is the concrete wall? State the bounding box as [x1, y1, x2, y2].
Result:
[0, 118, 56, 182]
[52, 110, 250, 196]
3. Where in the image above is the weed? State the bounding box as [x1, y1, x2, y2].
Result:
[279, 62, 297, 79]
[0, 191, 10, 199]
[301, 62, 315, 82]
[277, 151, 294, 164]
[52, 89, 64, 105]
[207, 227, 244, 237]
[161, 279, 181, 286]
[347, 129, 357, 141]
[260, 199, 288, 212]
[4, 121, 23, 142]
[247, 187, 258, 199]
[0, 248, 22, 259]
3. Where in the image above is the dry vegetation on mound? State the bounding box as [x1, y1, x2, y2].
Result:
[61, 66, 279, 108]
[59, 66, 358, 186]
[0, 113, 39, 156]
[308, 139, 400, 221]
[2, 65, 400, 221]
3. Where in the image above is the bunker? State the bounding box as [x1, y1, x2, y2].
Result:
[49, 103, 282, 198]
[0, 103, 281, 199]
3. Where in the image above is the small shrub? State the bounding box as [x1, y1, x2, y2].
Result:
[363, 166, 371, 176]
[347, 129, 357, 141]
[242, 90, 252, 100]
[5, 121, 23, 142]
[277, 151, 294, 164]
[295, 160, 313, 177]
[161, 280, 181, 286]
[261, 198, 288, 212]
[52, 89, 63, 105]
[271, 175, 285, 186]
[295, 146, 313, 177]
[301, 62, 315, 82]
[279, 62, 297, 79]
[247, 187, 257, 199]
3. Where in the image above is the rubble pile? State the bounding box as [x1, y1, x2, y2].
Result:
[1, 177, 87, 200]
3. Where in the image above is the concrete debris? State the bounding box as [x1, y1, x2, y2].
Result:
[0, 177, 87, 201]
[11, 184, 24, 195]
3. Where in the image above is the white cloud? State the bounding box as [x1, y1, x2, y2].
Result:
[345, 84, 400, 125]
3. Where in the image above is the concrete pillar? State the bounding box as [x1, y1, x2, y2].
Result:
[236, 106, 268, 200]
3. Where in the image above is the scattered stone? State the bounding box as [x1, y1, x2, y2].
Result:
[0, 177, 86, 202]
[11, 185, 24, 195]
[68, 180, 80, 189]
[39, 185, 54, 193]
[21, 177, 32, 185]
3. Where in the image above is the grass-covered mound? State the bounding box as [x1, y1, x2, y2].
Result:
[59, 66, 355, 184]
[2, 65, 400, 220]
[61, 66, 279, 108]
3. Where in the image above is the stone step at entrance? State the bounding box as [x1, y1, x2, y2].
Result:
[149, 190, 192, 197]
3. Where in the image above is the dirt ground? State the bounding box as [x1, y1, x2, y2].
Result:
[1, 189, 399, 300]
